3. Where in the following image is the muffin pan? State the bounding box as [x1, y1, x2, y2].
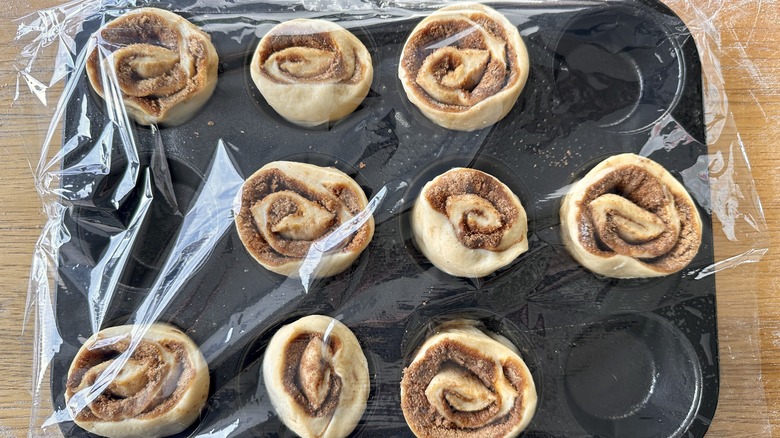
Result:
[52, 0, 717, 437]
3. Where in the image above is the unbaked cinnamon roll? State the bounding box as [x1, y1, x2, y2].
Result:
[251, 19, 373, 127]
[399, 3, 529, 131]
[86, 8, 219, 126]
[412, 168, 528, 277]
[401, 319, 537, 438]
[65, 324, 209, 438]
[263, 315, 369, 438]
[560, 153, 703, 278]
[235, 161, 374, 278]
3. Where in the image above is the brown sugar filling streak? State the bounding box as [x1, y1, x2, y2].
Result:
[257, 31, 367, 85]
[281, 334, 343, 418]
[66, 338, 194, 422]
[425, 169, 518, 250]
[401, 13, 519, 112]
[575, 164, 701, 270]
[402, 341, 530, 437]
[236, 168, 371, 268]
[87, 12, 211, 118]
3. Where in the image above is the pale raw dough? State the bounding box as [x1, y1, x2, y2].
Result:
[65, 324, 209, 438]
[401, 319, 537, 438]
[86, 8, 219, 126]
[263, 315, 369, 438]
[251, 19, 373, 127]
[398, 3, 529, 131]
[412, 168, 528, 277]
[235, 161, 374, 278]
[560, 153, 703, 278]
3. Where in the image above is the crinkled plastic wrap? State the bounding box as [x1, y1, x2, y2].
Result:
[14, 0, 770, 436]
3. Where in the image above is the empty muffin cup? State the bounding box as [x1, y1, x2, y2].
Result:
[563, 312, 701, 437]
[553, 5, 683, 132]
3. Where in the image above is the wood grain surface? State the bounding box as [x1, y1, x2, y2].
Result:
[0, 0, 777, 436]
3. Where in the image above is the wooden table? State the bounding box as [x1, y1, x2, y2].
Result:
[0, 0, 777, 436]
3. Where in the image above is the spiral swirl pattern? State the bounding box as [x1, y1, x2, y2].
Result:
[263, 315, 369, 438]
[235, 161, 374, 278]
[399, 3, 529, 131]
[251, 19, 373, 127]
[401, 320, 537, 438]
[86, 8, 218, 126]
[412, 168, 528, 277]
[65, 324, 209, 438]
[560, 153, 703, 278]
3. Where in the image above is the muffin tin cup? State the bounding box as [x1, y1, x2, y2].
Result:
[551, 4, 684, 133]
[52, 1, 718, 437]
[563, 312, 703, 438]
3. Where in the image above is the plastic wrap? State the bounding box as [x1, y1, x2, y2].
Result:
[14, 0, 770, 436]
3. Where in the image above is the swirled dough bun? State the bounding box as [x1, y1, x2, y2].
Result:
[263, 315, 369, 438]
[251, 19, 373, 127]
[235, 161, 374, 278]
[401, 319, 537, 438]
[86, 8, 219, 126]
[560, 153, 702, 278]
[399, 3, 529, 131]
[65, 324, 209, 438]
[412, 168, 528, 277]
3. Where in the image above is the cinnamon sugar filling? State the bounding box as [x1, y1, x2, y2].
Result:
[236, 168, 371, 268]
[401, 13, 520, 112]
[401, 340, 530, 437]
[424, 169, 518, 250]
[281, 334, 343, 418]
[86, 11, 212, 117]
[257, 27, 367, 85]
[66, 337, 194, 422]
[575, 164, 701, 271]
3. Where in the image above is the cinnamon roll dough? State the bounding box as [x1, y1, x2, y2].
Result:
[235, 161, 374, 278]
[412, 168, 528, 277]
[86, 8, 219, 126]
[560, 153, 703, 278]
[399, 3, 529, 131]
[65, 324, 209, 438]
[251, 19, 373, 127]
[263, 315, 369, 438]
[401, 319, 537, 438]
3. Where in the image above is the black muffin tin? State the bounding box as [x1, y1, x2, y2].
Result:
[52, 1, 717, 437]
